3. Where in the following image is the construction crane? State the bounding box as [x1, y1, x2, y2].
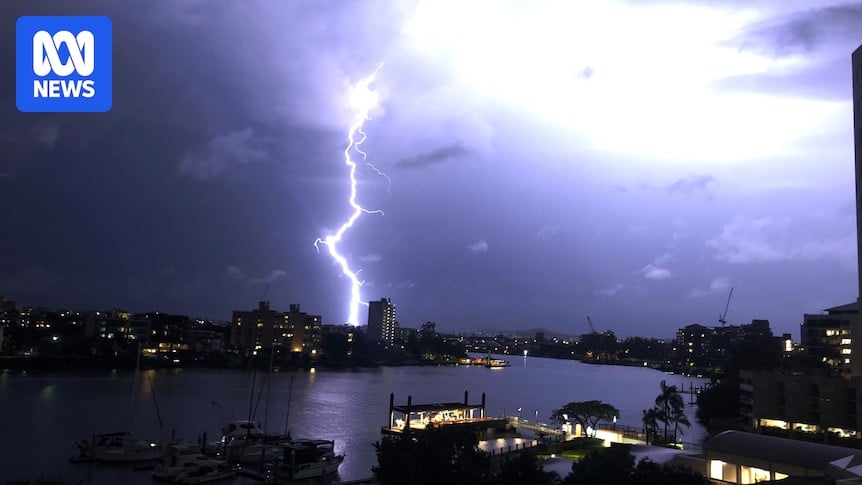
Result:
[586, 316, 596, 333]
[718, 287, 734, 327]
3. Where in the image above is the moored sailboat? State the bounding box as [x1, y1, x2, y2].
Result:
[71, 343, 167, 463]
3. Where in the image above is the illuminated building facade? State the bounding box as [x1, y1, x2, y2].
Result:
[230, 300, 282, 355]
[230, 301, 321, 356]
[802, 303, 862, 376]
[706, 431, 862, 484]
[675, 320, 774, 369]
[741, 370, 862, 438]
[284, 304, 322, 354]
[383, 391, 495, 437]
[367, 297, 397, 346]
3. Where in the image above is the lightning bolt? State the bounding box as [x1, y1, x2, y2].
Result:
[365, 161, 392, 193]
[314, 65, 384, 326]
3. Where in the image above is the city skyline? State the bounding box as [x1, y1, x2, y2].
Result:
[2, 1, 862, 338]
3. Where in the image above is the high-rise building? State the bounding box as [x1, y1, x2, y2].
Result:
[230, 301, 322, 356]
[802, 303, 862, 376]
[284, 304, 322, 354]
[230, 301, 282, 355]
[367, 298, 397, 346]
[854, 44, 862, 302]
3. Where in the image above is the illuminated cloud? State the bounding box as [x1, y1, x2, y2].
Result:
[224, 266, 246, 281]
[640, 254, 673, 280]
[360, 253, 382, 263]
[2, 0, 859, 337]
[597, 283, 625, 296]
[179, 128, 267, 179]
[707, 217, 854, 267]
[466, 240, 489, 254]
[641, 265, 672, 280]
[690, 277, 732, 298]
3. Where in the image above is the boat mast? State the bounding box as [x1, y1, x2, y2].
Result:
[125, 341, 142, 439]
[283, 375, 294, 437]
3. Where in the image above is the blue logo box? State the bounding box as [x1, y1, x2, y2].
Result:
[16, 16, 112, 112]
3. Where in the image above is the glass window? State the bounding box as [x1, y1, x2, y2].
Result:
[710, 460, 737, 482]
[740, 465, 770, 484]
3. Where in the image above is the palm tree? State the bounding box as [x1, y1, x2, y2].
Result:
[654, 380, 685, 443]
[670, 397, 691, 443]
[655, 381, 691, 442]
[641, 408, 659, 445]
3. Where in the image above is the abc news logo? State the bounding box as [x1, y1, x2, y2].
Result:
[33, 30, 96, 98]
[16, 16, 112, 112]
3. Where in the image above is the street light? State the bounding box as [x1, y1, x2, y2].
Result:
[534, 409, 539, 424]
[517, 407, 522, 420]
[613, 415, 617, 431]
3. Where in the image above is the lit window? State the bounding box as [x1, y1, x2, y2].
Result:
[842, 338, 852, 345]
[843, 348, 852, 355]
[710, 460, 736, 482]
[740, 465, 770, 484]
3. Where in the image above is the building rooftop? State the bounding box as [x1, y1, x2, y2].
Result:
[392, 402, 483, 414]
[824, 302, 858, 314]
[708, 431, 862, 471]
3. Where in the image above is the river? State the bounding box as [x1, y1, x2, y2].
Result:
[0, 355, 707, 483]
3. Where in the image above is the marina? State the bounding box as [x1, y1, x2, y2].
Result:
[0, 355, 708, 483]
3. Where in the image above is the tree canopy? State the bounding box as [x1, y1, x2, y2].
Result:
[551, 400, 619, 437]
[562, 446, 706, 485]
[373, 426, 490, 485]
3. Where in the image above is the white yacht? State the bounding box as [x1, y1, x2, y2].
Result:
[272, 440, 344, 481]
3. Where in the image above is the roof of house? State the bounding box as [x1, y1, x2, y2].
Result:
[708, 431, 862, 471]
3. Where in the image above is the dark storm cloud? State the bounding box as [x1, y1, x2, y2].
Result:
[395, 143, 470, 170]
[735, 3, 862, 56]
[178, 128, 268, 180]
[713, 3, 862, 99]
[1, 0, 858, 338]
[0, 0, 412, 318]
[712, 56, 851, 100]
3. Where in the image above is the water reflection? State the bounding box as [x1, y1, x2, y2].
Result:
[40, 383, 55, 402]
[0, 356, 706, 484]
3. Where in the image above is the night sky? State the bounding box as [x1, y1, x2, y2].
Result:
[2, 1, 861, 338]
